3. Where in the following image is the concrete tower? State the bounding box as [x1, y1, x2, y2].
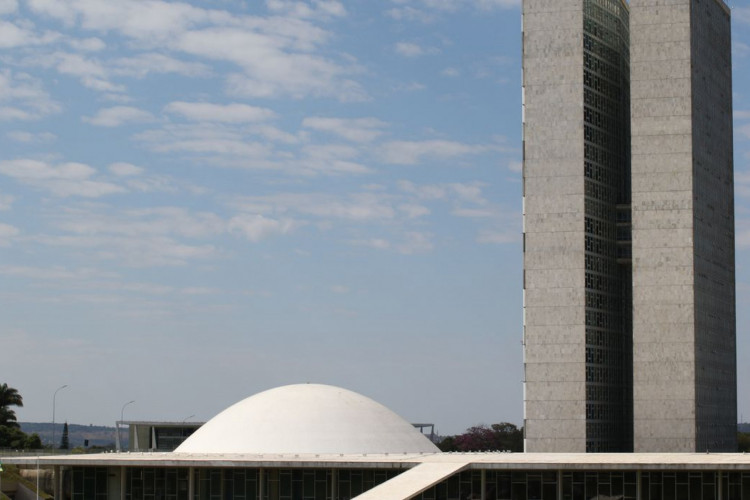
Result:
[522, 0, 736, 453]
[522, 0, 632, 453]
[630, 0, 736, 452]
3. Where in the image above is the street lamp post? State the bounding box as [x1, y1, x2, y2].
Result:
[52, 385, 68, 449]
[119, 400, 135, 452]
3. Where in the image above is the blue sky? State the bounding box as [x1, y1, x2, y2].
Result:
[0, 0, 748, 435]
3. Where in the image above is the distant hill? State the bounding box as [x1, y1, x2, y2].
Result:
[20, 423, 122, 449]
[739, 423, 750, 433]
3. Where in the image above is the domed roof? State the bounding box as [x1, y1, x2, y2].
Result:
[175, 384, 439, 455]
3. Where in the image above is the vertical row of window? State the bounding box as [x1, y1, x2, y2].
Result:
[126, 468, 190, 500]
[583, 0, 631, 453]
[71, 467, 108, 500]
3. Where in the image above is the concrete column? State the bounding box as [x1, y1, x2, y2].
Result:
[636, 471, 641, 500]
[53, 466, 60, 500]
[258, 469, 264, 500]
[480, 470, 486, 500]
[331, 469, 338, 500]
[120, 466, 126, 500]
[188, 468, 194, 500]
[330, 469, 336, 500]
[557, 470, 563, 500]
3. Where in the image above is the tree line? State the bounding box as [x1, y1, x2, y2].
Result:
[0, 383, 43, 449]
[437, 423, 524, 452]
[438, 422, 750, 453]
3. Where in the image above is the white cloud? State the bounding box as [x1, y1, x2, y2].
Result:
[734, 170, 750, 199]
[83, 106, 154, 127]
[113, 53, 210, 78]
[32, 206, 225, 267]
[251, 125, 300, 144]
[397, 180, 448, 200]
[25, 0, 365, 101]
[0, 0, 17, 15]
[387, 0, 517, 22]
[398, 180, 489, 206]
[0, 265, 119, 281]
[180, 287, 219, 295]
[6, 130, 57, 143]
[0, 20, 34, 48]
[386, 7, 436, 23]
[393, 81, 426, 92]
[299, 144, 372, 175]
[477, 229, 519, 244]
[0, 69, 61, 120]
[123, 176, 181, 194]
[107, 163, 185, 194]
[0, 192, 14, 210]
[399, 204, 430, 218]
[350, 238, 391, 250]
[138, 121, 369, 175]
[108, 162, 144, 177]
[476, 0, 519, 9]
[395, 42, 436, 57]
[233, 192, 397, 221]
[0, 159, 125, 197]
[302, 117, 387, 143]
[37, 233, 218, 267]
[222, 55, 366, 102]
[390, 0, 518, 13]
[266, 0, 346, 20]
[381, 139, 487, 165]
[736, 111, 750, 120]
[165, 101, 277, 123]
[26, 0, 209, 42]
[507, 160, 522, 173]
[397, 231, 433, 254]
[58, 206, 225, 239]
[453, 207, 495, 217]
[0, 222, 20, 245]
[441, 67, 460, 77]
[735, 41, 750, 59]
[67, 37, 106, 52]
[228, 214, 297, 241]
[734, 7, 750, 26]
[137, 124, 272, 160]
[31, 51, 125, 92]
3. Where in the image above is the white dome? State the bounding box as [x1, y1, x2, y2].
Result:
[175, 384, 439, 455]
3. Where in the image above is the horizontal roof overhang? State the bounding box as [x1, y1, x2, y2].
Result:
[4, 452, 750, 471]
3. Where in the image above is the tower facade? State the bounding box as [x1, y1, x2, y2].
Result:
[630, 0, 736, 452]
[522, 0, 735, 453]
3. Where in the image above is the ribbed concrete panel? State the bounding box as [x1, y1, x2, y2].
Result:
[630, 0, 736, 452]
[630, 0, 695, 453]
[522, 0, 587, 453]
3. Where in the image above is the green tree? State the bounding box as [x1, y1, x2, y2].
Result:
[25, 433, 43, 450]
[439, 423, 524, 452]
[0, 383, 24, 428]
[739, 432, 750, 452]
[60, 422, 69, 450]
[0, 425, 30, 449]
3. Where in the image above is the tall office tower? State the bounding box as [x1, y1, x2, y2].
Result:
[522, 0, 632, 453]
[630, 0, 736, 452]
[522, 0, 736, 453]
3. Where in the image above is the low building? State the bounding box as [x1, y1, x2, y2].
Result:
[118, 421, 204, 452]
[3, 384, 750, 500]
